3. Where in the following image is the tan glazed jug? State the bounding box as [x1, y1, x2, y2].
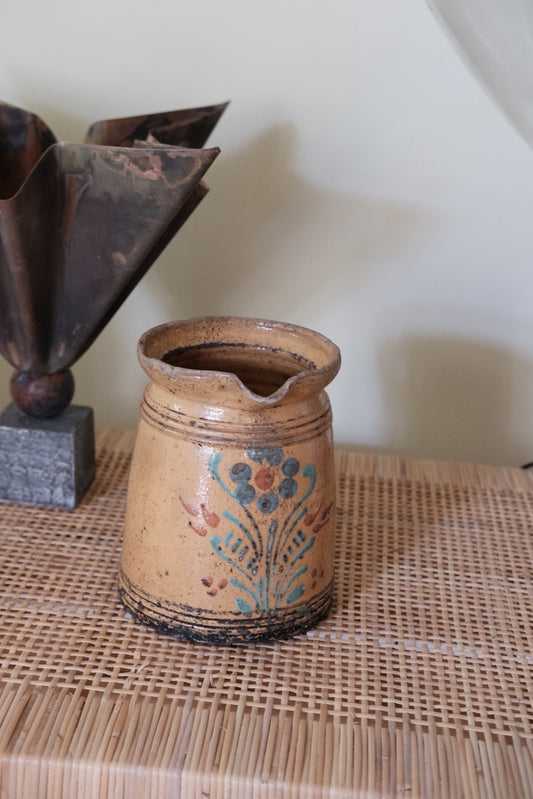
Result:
[119, 316, 341, 644]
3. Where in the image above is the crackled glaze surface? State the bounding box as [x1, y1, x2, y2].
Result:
[119, 316, 340, 644]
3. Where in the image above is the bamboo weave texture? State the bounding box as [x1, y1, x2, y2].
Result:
[0, 430, 532, 798]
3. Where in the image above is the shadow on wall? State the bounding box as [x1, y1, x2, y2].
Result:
[380, 335, 533, 467]
[70, 122, 434, 428]
[143, 122, 435, 319]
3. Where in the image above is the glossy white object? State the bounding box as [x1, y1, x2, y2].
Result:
[428, 0, 533, 145]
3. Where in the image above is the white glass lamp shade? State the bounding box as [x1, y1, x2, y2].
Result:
[428, 0, 533, 146]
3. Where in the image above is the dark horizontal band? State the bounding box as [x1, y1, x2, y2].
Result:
[119, 570, 333, 645]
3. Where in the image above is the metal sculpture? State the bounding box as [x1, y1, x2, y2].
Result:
[0, 101, 225, 418]
[0, 101, 225, 507]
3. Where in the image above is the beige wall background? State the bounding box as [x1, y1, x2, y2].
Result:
[2, 0, 533, 466]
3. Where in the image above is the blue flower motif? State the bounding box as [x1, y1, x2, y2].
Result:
[208, 449, 319, 616]
[225, 450, 303, 511]
[247, 446, 284, 466]
[235, 483, 256, 505]
[229, 462, 252, 483]
[278, 477, 298, 499]
[282, 457, 299, 477]
[257, 492, 279, 514]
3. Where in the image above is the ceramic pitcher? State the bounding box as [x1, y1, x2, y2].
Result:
[119, 316, 341, 644]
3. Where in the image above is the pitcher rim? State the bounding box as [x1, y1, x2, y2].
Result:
[137, 315, 341, 406]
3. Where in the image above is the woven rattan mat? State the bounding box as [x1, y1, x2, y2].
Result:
[0, 430, 532, 798]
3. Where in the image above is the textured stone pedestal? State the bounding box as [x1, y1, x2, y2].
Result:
[0, 404, 95, 509]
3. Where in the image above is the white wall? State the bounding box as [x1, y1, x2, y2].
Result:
[2, 0, 533, 466]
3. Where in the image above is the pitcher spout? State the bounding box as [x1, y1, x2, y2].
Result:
[138, 316, 341, 409]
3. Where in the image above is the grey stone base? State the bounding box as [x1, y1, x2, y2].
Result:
[0, 404, 96, 510]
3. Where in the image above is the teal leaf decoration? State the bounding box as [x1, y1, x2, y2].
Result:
[228, 577, 253, 593]
[286, 585, 306, 604]
[208, 451, 320, 614]
[235, 597, 253, 615]
[228, 577, 260, 611]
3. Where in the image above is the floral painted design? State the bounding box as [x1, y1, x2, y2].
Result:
[179, 497, 220, 537]
[196, 446, 331, 615]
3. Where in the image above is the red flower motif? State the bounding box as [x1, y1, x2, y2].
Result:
[201, 504, 220, 528]
[180, 497, 199, 516]
[189, 520, 207, 537]
[254, 467, 275, 490]
[181, 496, 219, 533]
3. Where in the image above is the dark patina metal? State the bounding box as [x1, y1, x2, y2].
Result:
[0, 101, 225, 418]
[0, 101, 225, 508]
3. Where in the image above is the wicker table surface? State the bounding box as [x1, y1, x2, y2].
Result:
[1, 429, 532, 798]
